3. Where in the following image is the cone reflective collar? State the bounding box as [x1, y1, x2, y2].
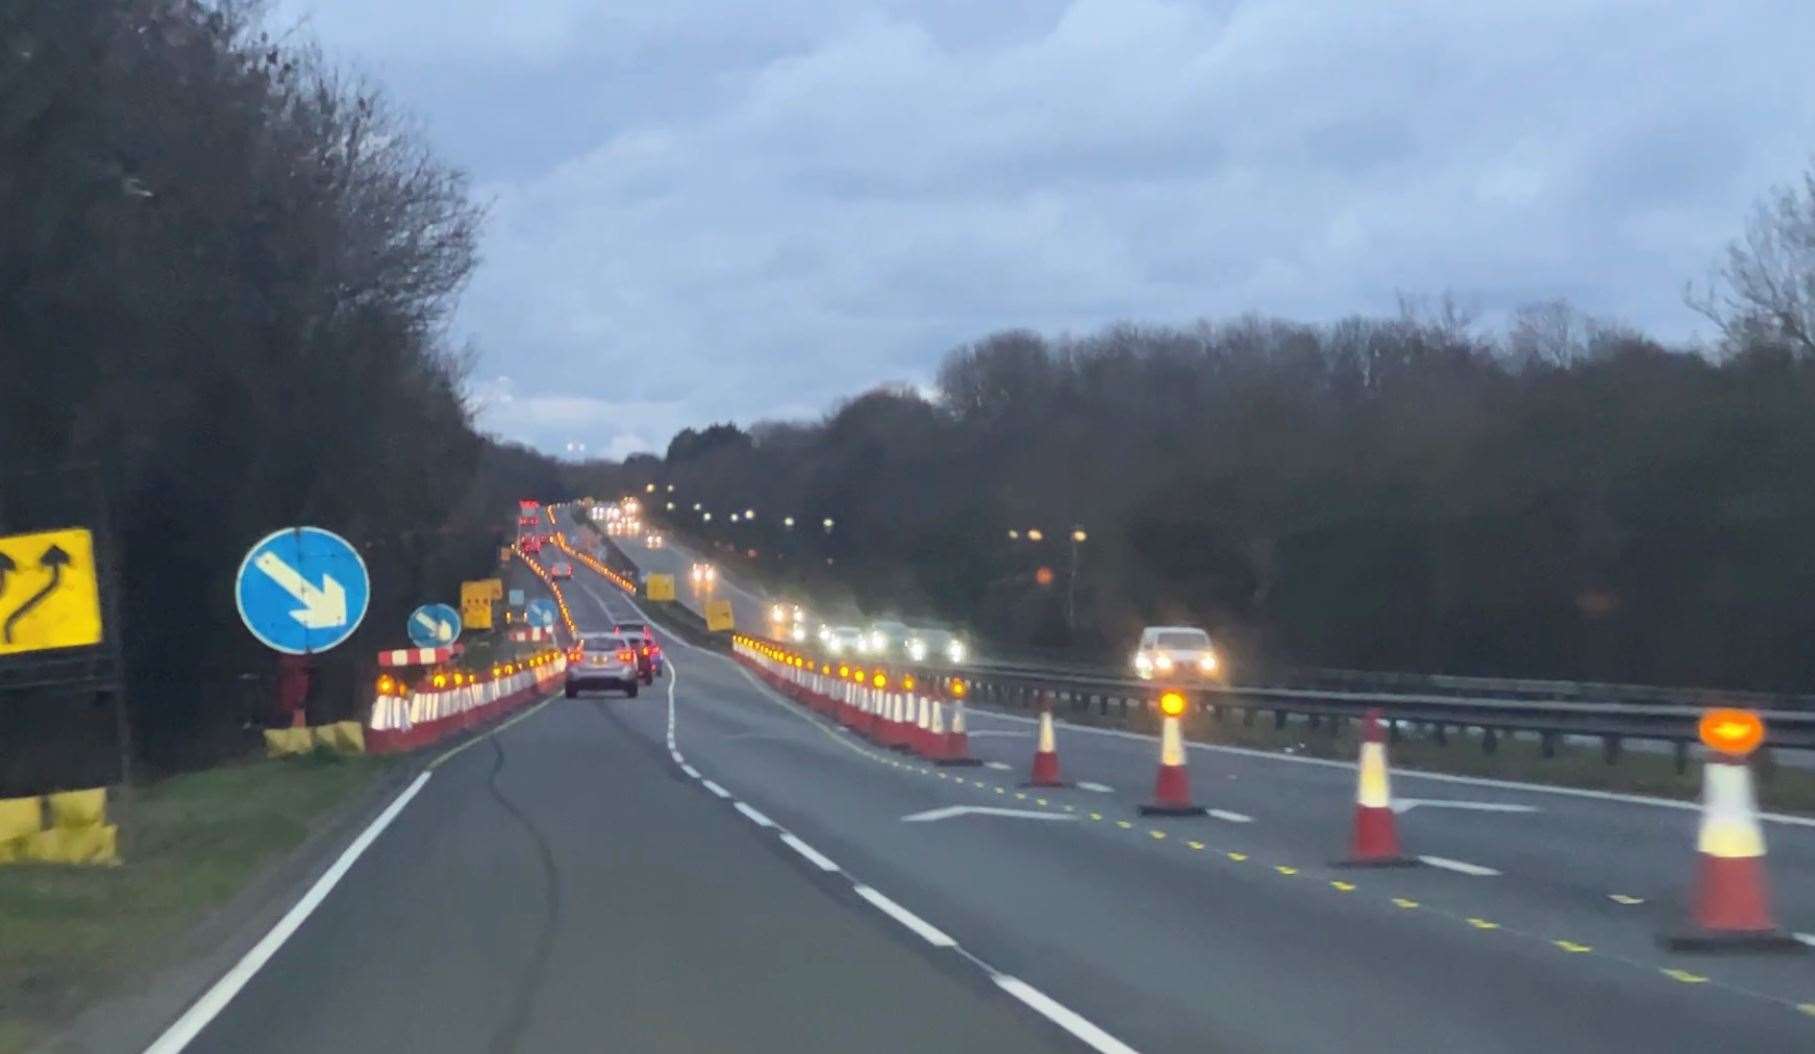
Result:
[937, 697, 981, 767]
[1335, 709, 1420, 867]
[1026, 709, 1065, 787]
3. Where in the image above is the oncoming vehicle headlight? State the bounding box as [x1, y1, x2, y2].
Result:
[907, 640, 927, 661]
[1155, 655, 1174, 671]
[947, 641, 966, 663]
[1134, 653, 1152, 670]
[771, 604, 786, 622]
[1198, 652, 1217, 673]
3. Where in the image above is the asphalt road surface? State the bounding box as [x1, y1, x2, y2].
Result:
[566, 507, 1815, 1052]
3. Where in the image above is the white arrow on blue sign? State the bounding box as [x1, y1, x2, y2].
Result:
[525, 598, 557, 628]
[235, 526, 370, 655]
[508, 588, 525, 607]
[408, 603, 462, 647]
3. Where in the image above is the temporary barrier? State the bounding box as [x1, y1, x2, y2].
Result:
[1, 787, 119, 866]
[1026, 709, 1065, 787]
[365, 651, 567, 754]
[1140, 692, 1206, 816]
[1336, 708, 1419, 867]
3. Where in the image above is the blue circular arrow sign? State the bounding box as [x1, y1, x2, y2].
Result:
[408, 603, 462, 647]
[235, 527, 371, 655]
[525, 597, 557, 628]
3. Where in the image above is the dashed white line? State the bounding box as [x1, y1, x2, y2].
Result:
[853, 885, 956, 948]
[1075, 780, 1114, 793]
[1794, 932, 1815, 948]
[1207, 809, 1253, 824]
[993, 975, 1141, 1054]
[702, 779, 731, 798]
[1418, 855, 1501, 876]
[984, 761, 1014, 771]
[734, 802, 775, 827]
[780, 833, 841, 872]
[680, 763, 701, 779]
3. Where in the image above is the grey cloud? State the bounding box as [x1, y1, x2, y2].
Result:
[279, 0, 1815, 455]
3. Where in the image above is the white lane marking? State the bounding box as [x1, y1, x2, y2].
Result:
[984, 761, 1014, 771]
[680, 764, 701, 779]
[902, 805, 1079, 823]
[1076, 780, 1115, 793]
[853, 885, 956, 947]
[734, 802, 775, 827]
[669, 749, 684, 764]
[607, 562, 1141, 1054]
[1207, 809, 1253, 824]
[958, 709, 1815, 827]
[1418, 855, 1501, 876]
[1794, 933, 1815, 948]
[1394, 798, 1539, 815]
[993, 975, 1142, 1054]
[965, 730, 1029, 738]
[702, 779, 731, 798]
[780, 833, 841, 872]
[143, 771, 433, 1054]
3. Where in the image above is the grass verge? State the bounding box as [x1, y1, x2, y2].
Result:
[0, 750, 395, 1053]
[1023, 703, 1815, 814]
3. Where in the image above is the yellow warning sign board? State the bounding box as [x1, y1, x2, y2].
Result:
[0, 527, 104, 656]
[460, 580, 495, 631]
[645, 574, 675, 601]
[705, 599, 734, 632]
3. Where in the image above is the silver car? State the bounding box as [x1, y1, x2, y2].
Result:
[565, 633, 640, 697]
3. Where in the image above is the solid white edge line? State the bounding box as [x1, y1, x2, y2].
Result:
[780, 832, 841, 872]
[680, 764, 701, 779]
[853, 885, 956, 948]
[993, 975, 1142, 1054]
[1418, 855, 1501, 876]
[959, 709, 1815, 826]
[984, 761, 1014, 770]
[1207, 809, 1253, 824]
[142, 770, 433, 1054]
[1793, 932, 1815, 947]
[702, 779, 731, 798]
[734, 801, 775, 827]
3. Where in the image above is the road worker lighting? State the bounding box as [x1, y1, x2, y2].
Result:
[838, 664, 850, 678]
[1159, 691, 1187, 717]
[950, 679, 968, 699]
[1700, 708, 1765, 757]
[432, 673, 448, 688]
[376, 674, 397, 696]
[903, 675, 916, 691]
[873, 673, 888, 689]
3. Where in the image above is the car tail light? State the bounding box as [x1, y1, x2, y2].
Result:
[568, 646, 583, 661]
[617, 648, 635, 663]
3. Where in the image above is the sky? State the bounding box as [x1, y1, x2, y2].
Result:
[271, 0, 1815, 460]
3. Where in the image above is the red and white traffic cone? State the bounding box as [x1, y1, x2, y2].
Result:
[938, 697, 982, 767]
[1666, 755, 1802, 950]
[1025, 709, 1066, 787]
[912, 694, 933, 757]
[888, 693, 911, 751]
[1139, 696, 1204, 815]
[1336, 709, 1419, 867]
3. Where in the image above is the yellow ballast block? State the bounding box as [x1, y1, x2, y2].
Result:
[264, 727, 315, 758]
[312, 721, 366, 755]
[0, 796, 43, 841]
[23, 823, 119, 865]
[47, 787, 107, 829]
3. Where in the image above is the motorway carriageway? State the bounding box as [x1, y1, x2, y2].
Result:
[586, 507, 1815, 1052]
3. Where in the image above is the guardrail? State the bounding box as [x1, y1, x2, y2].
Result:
[740, 630, 1815, 771]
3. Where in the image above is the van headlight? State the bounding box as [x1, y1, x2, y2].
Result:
[907, 640, 927, 661]
[947, 642, 966, 663]
[1198, 652, 1217, 673]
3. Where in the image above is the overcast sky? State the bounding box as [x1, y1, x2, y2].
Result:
[273, 0, 1815, 460]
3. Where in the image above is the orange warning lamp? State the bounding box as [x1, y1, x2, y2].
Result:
[838, 664, 850, 678]
[852, 668, 865, 684]
[375, 674, 397, 697]
[1700, 708, 1764, 757]
[873, 672, 888, 689]
[1159, 691, 1188, 717]
[949, 678, 968, 699]
[822, 663, 831, 675]
[903, 675, 916, 691]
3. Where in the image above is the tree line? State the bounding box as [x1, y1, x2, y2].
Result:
[632, 168, 1815, 694]
[0, 1, 577, 779]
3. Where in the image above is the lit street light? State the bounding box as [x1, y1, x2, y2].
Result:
[645, 483, 656, 493]
[1067, 525, 1087, 631]
[729, 513, 740, 523]
[693, 502, 702, 511]
[665, 501, 675, 511]
[703, 512, 712, 522]
[783, 516, 795, 528]
[1026, 528, 1045, 542]
[822, 517, 835, 531]
[744, 508, 755, 519]
[1007, 529, 1019, 540]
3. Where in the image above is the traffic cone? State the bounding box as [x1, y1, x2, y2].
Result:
[1025, 709, 1066, 787]
[939, 698, 982, 767]
[912, 694, 933, 757]
[1139, 700, 1205, 815]
[886, 693, 911, 751]
[1665, 756, 1803, 950]
[1335, 709, 1419, 867]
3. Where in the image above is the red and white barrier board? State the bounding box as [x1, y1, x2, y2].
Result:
[365, 657, 566, 754]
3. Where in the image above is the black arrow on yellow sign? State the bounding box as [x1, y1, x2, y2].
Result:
[3, 544, 71, 644]
[0, 550, 13, 598]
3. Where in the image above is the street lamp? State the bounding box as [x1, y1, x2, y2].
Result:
[665, 501, 675, 511]
[666, 484, 675, 492]
[1067, 526, 1087, 632]
[692, 502, 702, 511]
[783, 516, 795, 528]
[645, 483, 656, 493]
[1026, 528, 1044, 542]
[822, 517, 835, 532]
[1007, 529, 1019, 540]
[702, 512, 712, 522]
[729, 513, 740, 523]
[744, 508, 755, 519]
